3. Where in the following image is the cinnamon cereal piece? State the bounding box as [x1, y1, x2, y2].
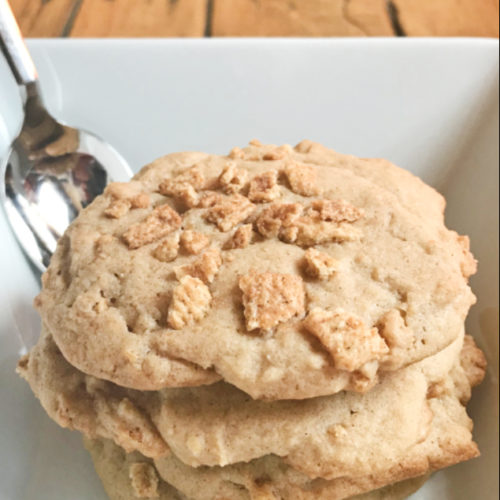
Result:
[218, 163, 248, 194]
[249, 138, 263, 146]
[180, 230, 210, 255]
[204, 194, 255, 232]
[303, 248, 339, 280]
[303, 308, 389, 372]
[158, 181, 199, 208]
[263, 145, 291, 161]
[129, 462, 159, 498]
[175, 248, 222, 284]
[130, 193, 151, 209]
[105, 199, 131, 219]
[294, 219, 361, 246]
[377, 309, 413, 349]
[152, 233, 180, 262]
[284, 163, 320, 196]
[225, 224, 253, 249]
[168, 276, 211, 329]
[309, 199, 363, 222]
[228, 147, 245, 159]
[248, 171, 281, 203]
[457, 235, 477, 278]
[255, 203, 303, 238]
[105, 182, 139, 200]
[123, 204, 182, 249]
[174, 166, 205, 190]
[158, 166, 205, 207]
[104, 182, 150, 218]
[294, 139, 326, 154]
[239, 272, 305, 331]
[197, 191, 223, 208]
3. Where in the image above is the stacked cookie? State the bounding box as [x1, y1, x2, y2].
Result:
[18, 141, 486, 500]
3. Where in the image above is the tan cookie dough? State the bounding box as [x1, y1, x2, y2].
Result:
[18, 326, 482, 483]
[35, 141, 476, 398]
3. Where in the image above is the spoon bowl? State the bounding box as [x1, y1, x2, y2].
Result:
[0, 1, 132, 272]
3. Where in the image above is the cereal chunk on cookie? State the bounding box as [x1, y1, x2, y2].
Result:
[158, 166, 205, 208]
[239, 272, 305, 332]
[204, 194, 255, 231]
[162, 182, 199, 208]
[129, 462, 159, 498]
[152, 233, 180, 262]
[175, 248, 222, 284]
[180, 230, 210, 255]
[124, 204, 182, 249]
[105, 199, 131, 219]
[256, 203, 304, 238]
[104, 182, 151, 218]
[225, 224, 253, 249]
[303, 248, 339, 280]
[284, 163, 320, 196]
[377, 309, 413, 349]
[304, 308, 389, 371]
[309, 199, 363, 222]
[168, 276, 212, 329]
[248, 171, 281, 203]
[218, 163, 248, 194]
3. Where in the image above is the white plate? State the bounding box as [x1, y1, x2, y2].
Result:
[0, 38, 498, 500]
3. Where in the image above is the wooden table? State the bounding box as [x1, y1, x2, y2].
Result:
[11, 0, 499, 38]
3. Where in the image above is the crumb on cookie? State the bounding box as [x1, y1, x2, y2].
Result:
[284, 163, 320, 196]
[303, 308, 389, 372]
[123, 204, 182, 249]
[152, 232, 180, 262]
[308, 199, 364, 223]
[180, 230, 210, 255]
[168, 276, 212, 329]
[158, 181, 199, 208]
[129, 462, 159, 498]
[303, 248, 339, 280]
[377, 309, 413, 349]
[105, 199, 131, 219]
[225, 224, 253, 249]
[263, 145, 291, 161]
[239, 272, 305, 332]
[218, 163, 249, 194]
[248, 171, 281, 203]
[204, 194, 255, 232]
[175, 248, 222, 284]
[130, 193, 151, 209]
[104, 182, 151, 218]
[255, 202, 304, 238]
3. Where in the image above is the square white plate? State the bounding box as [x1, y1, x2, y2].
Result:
[0, 38, 498, 500]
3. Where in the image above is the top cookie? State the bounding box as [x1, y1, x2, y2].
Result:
[35, 140, 476, 398]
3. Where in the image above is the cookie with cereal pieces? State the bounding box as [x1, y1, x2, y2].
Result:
[35, 141, 476, 399]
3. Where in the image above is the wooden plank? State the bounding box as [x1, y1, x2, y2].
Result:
[212, 0, 369, 37]
[10, 0, 80, 37]
[345, 0, 394, 36]
[393, 0, 500, 37]
[69, 0, 207, 37]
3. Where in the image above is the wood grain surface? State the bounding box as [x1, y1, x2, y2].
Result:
[10, 0, 500, 38]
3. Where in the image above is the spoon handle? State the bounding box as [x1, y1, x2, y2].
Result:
[0, 0, 37, 85]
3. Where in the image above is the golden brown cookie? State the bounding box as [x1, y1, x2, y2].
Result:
[35, 141, 476, 398]
[18, 325, 471, 482]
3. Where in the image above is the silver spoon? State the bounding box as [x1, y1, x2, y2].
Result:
[0, 0, 132, 272]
